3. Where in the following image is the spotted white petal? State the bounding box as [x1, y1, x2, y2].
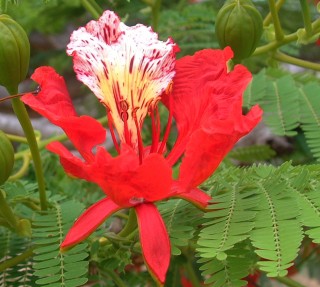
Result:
[67, 11, 177, 147]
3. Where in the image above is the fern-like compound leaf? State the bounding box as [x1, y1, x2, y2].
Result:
[243, 69, 267, 108]
[197, 187, 259, 260]
[228, 145, 276, 163]
[159, 199, 204, 255]
[250, 169, 303, 276]
[262, 75, 300, 136]
[32, 200, 89, 287]
[299, 83, 320, 161]
[198, 241, 257, 287]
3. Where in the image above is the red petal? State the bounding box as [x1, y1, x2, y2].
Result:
[173, 185, 211, 210]
[135, 203, 171, 285]
[178, 104, 262, 189]
[21, 66, 106, 162]
[93, 147, 172, 207]
[166, 47, 254, 165]
[47, 141, 95, 182]
[61, 197, 121, 250]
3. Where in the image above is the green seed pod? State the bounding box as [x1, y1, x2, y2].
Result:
[0, 130, 14, 185]
[215, 0, 263, 60]
[0, 14, 30, 94]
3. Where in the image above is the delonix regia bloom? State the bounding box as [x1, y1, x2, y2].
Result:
[21, 10, 262, 285]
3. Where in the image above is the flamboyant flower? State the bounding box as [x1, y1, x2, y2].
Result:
[21, 10, 262, 285]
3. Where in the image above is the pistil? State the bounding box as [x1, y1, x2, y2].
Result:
[107, 110, 120, 154]
[158, 94, 173, 154]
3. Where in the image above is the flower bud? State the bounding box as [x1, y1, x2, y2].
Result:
[215, 0, 263, 60]
[0, 14, 30, 94]
[0, 130, 14, 185]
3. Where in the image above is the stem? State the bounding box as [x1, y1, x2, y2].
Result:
[268, 0, 285, 41]
[103, 270, 127, 287]
[118, 208, 137, 238]
[151, 0, 162, 32]
[273, 51, 320, 71]
[81, 0, 103, 19]
[299, 0, 313, 37]
[185, 258, 202, 287]
[253, 32, 298, 55]
[0, 247, 34, 272]
[0, 189, 19, 230]
[11, 97, 47, 211]
[6, 134, 28, 144]
[9, 153, 31, 180]
[263, 0, 286, 26]
[274, 276, 306, 287]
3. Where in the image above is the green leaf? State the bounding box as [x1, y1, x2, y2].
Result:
[32, 201, 88, 286]
[159, 199, 204, 256]
[198, 242, 257, 286]
[197, 189, 259, 259]
[299, 82, 320, 160]
[243, 69, 267, 108]
[261, 75, 300, 136]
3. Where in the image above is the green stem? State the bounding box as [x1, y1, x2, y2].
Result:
[268, 0, 285, 41]
[299, 0, 313, 37]
[0, 189, 19, 230]
[253, 31, 298, 55]
[151, 0, 162, 32]
[274, 276, 306, 287]
[6, 133, 28, 144]
[118, 208, 137, 238]
[185, 257, 202, 287]
[11, 97, 47, 211]
[273, 51, 320, 71]
[0, 247, 34, 272]
[81, 0, 103, 19]
[263, 0, 286, 26]
[9, 153, 30, 180]
[103, 270, 127, 287]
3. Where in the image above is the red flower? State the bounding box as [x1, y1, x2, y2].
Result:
[21, 11, 262, 285]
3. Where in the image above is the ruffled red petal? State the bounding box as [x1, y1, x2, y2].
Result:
[178, 105, 262, 189]
[61, 197, 121, 250]
[93, 146, 173, 207]
[166, 47, 254, 165]
[135, 203, 171, 285]
[163, 47, 262, 188]
[21, 66, 106, 162]
[47, 141, 95, 182]
[172, 184, 211, 209]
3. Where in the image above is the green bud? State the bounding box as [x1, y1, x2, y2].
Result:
[215, 0, 263, 60]
[0, 14, 30, 94]
[0, 130, 14, 185]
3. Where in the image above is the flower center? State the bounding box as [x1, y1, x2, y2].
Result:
[107, 84, 173, 163]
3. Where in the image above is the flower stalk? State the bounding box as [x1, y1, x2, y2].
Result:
[273, 51, 320, 71]
[80, 0, 102, 19]
[299, 0, 313, 38]
[268, 0, 284, 41]
[118, 208, 138, 238]
[0, 189, 19, 230]
[10, 95, 47, 211]
[275, 276, 306, 287]
[263, 0, 286, 26]
[0, 247, 34, 273]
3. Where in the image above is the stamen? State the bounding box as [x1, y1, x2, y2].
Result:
[158, 93, 173, 154]
[150, 105, 161, 153]
[132, 107, 144, 164]
[119, 100, 131, 145]
[107, 110, 120, 154]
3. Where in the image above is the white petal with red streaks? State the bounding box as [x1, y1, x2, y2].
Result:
[67, 10, 176, 147]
